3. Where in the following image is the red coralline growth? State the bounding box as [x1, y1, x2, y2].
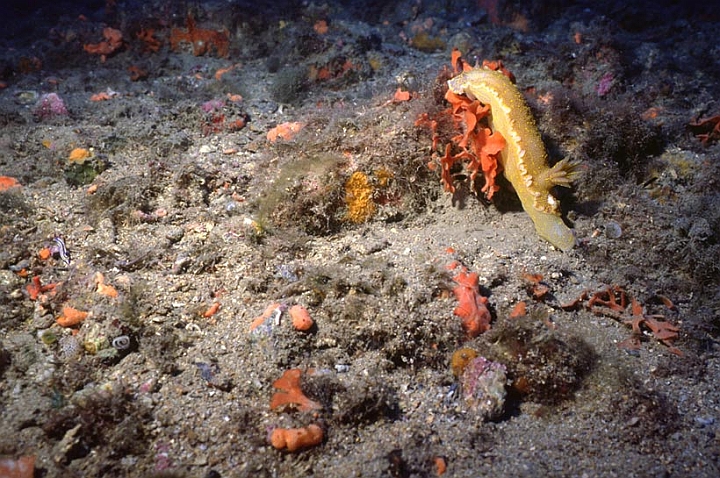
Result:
[689, 114, 720, 145]
[420, 49, 509, 198]
[26, 276, 58, 301]
[562, 285, 683, 356]
[170, 15, 229, 58]
[136, 28, 162, 53]
[452, 269, 491, 337]
[84, 27, 124, 62]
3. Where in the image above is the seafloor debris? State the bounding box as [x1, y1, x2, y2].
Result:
[26, 276, 58, 301]
[491, 316, 596, 404]
[266, 121, 305, 142]
[249, 302, 282, 332]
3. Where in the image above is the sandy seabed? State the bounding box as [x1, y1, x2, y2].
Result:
[0, 1, 719, 476]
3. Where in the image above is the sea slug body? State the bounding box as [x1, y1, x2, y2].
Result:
[447, 67, 580, 251]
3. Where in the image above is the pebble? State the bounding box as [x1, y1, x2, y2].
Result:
[695, 415, 715, 427]
[689, 218, 712, 241]
[604, 220, 623, 239]
[14, 90, 39, 104]
[32, 310, 56, 329]
[165, 226, 185, 244]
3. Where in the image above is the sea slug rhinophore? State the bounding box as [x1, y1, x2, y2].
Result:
[447, 67, 580, 251]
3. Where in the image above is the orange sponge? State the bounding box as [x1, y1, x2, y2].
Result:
[270, 424, 323, 452]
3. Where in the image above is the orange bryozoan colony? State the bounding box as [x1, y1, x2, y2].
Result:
[170, 15, 229, 58]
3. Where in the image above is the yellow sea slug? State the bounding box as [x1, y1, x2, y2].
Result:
[447, 66, 580, 251]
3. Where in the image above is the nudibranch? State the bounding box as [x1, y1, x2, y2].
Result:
[447, 67, 580, 251]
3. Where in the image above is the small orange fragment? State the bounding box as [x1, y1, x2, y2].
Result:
[56, 306, 89, 327]
[270, 424, 323, 452]
[509, 301, 527, 318]
[0, 176, 21, 191]
[289, 304, 314, 331]
[452, 270, 491, 337]
[97, 283, 118, 298]
[249, 302, 281, 331]
[266, 122, 305, 142]
[313, 19, 329, 35]
[531, 283, 550, 300]
[68, 148, 91, 163]
[641, 106, 663, 121]
[214, 64, 238, 81]
[0, 455, 35, 478]
[94, 272, 118, 298]
[655, 293, 677, 311]
[522, 272, 543, 283]
[392, 87, 411, 102]
[127, 65, 148, 81]
[90, 91, 112, 101]
[434, 456, 447, 476]
[270, 369, 322, 412]
[38, 247, 52, 260]
[26, 276, 42, 300]
[451, 47, 463, 73]
[202, 302, 221, 318]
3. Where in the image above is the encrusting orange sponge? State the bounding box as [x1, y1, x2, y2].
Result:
[344, 171, 376, 223]
[56, 305, 89, 327]
[270, 369, 322, 412]
[68, 148, 92, 163]
[289, 305, 314, 331]
[270, 424, 323, 452]
[0, 176, 21, 191]
[266, 121, 305, 142]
